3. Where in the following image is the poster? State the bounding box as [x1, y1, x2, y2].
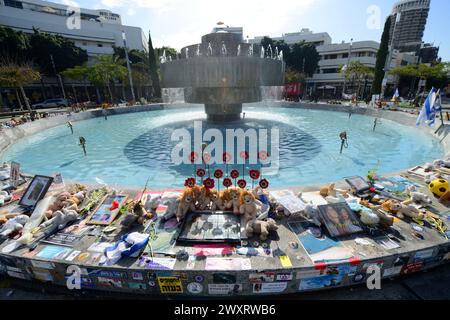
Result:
[317, 203, 363, 237]
[253, 282, 288, 294]
[36, 245, 73, 260]
[158, 276, 183, 294]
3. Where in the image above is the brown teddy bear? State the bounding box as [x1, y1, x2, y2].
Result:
[246, 218, 278, 241]
[176, 188, 196, 222]
[239, 190, 258, 225]
[194, 186, 212, 211]
[210, 190, 225, 211]
[223, 188, 241, 215]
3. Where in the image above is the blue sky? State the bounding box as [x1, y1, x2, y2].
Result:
[59, 0, 449, 60]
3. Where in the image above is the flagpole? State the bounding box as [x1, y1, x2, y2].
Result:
[435, 90, 444, 134]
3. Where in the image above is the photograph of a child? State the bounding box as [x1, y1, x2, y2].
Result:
[318, 203, 363, 237]
[19, 175, 53, 207]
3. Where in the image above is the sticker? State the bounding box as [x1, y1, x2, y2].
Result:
[75, 252, 91, 263]
[97, 277, 124, 288]
[279, 256, 293, 268]
[249, 272, 275, 283]
[187, 282, 204, 294]
[353, 273, 366, 282]
[158, 276, 183, 294]
[22, 250, 39, 258]
[7, 270, 27, 279]
[145, 258, 176, 270]
[30, 268, 54, 281]
[296, 269, 322, 279]
[81, 277, 95, 287]
[128, 282, 147, 290]
[443, 253, 450, 261]
[65, 250, 81, 262]
[414, 249, 435, 261]
[205, 258, 251, 271]
[276, 273, 294, 281]
[186, 256, 196, 270]
[213, 273, 236, 284]
[88, 269, 128, 279]
[30, 260, 55, 270]
[194, 275, 204, 283]
[175, 272, 188, 281]
[401, 262, 423, 275]
[208, 284, 242, 295]
[383, 266, 402, 278]
[148, 281, 156, 287]
[131, 272, 144, 281]
[253, 282, 288, 294]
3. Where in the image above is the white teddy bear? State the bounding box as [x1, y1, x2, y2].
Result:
[0, 215, 30, 238]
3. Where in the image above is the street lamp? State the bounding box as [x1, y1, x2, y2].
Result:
[122, 30, 136, 102]
[342, 38, 353, 97]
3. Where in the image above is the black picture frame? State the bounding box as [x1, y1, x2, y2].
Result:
[344, 176, 371, 193]
[18, 175, 54, 208]
[317, 203, 363, 238]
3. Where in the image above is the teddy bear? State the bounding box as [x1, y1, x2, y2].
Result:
[210, 190, 225, 211]
[379, 199, 425, 220]
[245, 218, 278, 241]
[195, 186, 212, 211]
[176, 188, 196, 222]
[224, 188, 241, 215]
[0, 191, 11, 207]
[45, 191, 86, 219]
[239, 190, 258, 224]
[39, 208, 78, 233]
[0, 215, 30, 238]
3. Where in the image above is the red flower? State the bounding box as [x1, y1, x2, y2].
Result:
[249, 169, 261, 180]
[222, 152, 232, 163]
[184, 178, 196, 188]
[259, 179, 269, 189]
[203, 178, 215, 189]
[223, 178, 233, 188]
[196, 168, 206, 178]
[188, 151, 198, 163]
[230, 169, 239, 179]
[237, 179, 247, 189]
[214, 169, 223, 179]
[239, 151, 249, 160]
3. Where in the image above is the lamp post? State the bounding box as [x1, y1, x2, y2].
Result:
[50, 54, 66, 100]
[122, 31, 136, 102]
[342, 38, 353, 97]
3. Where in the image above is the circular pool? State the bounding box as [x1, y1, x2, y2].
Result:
[0, 103, 443, 188]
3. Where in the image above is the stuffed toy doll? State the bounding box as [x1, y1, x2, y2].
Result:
[239, 190, 258, 225]
[245, 218, 278, 240]
[176, 188, 196, 222]
[210, 190, 225, 211]
[0, 215, 29, 238]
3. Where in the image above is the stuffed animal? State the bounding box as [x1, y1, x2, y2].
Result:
[176, 189, 196, 222]
[223, 188, 241, 215]
[380, 199, 402, 214]
[320, 184, 337, 198]
[121, 200, 154, 227]
[196, 186, 212, 211]
[0, 191, 11, 207]
[239, 190, 258, 224]
[433, 159, 450, 169]
[406, 186, 432, 206]
[0, 215, 29, 238]
[397, 203, 426, 220]
[245, 218, 278, 241]
[39, 209, 78, 232]
[210, 190, 225, 211]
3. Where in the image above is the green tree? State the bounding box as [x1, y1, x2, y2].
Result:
[0, 26, 30, 63]
[0, 63, 41, 111]
[390, 62, 449, 94]
[341, 61, 374, 99]
[285, 68, 305, 84]
[87, 55, 128, 102]
[148, 31, 161, 99]
[28, 29, 88, 76]
[372, 17, 392, 95]
[155, 47, 178, 64]
[62, 64, 91, 100]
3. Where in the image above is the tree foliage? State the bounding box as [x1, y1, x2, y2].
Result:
[28, 29, 88, 75]
[148, 31, 161, 99]
[0, 26, 30, 63]
[372, 17, 391, 95]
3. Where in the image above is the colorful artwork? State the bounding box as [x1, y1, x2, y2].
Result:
[86, 194, 127, 225]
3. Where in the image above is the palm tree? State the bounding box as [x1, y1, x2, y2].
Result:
[87, 55, 128, 103]
[62, 64, 91, 101]
[341, 61, 374, 100]
[0, 63, 41, 111]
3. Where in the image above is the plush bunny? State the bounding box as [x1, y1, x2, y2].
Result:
[0, 215, 29, 238]
[406, 186, 432, 206]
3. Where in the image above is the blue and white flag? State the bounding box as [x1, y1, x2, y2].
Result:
[433, 89, 442, 112]
[416, 88, 437, 126]
[393, 88, 400, 99]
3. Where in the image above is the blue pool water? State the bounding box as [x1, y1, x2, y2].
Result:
[0, 103, 443, 188]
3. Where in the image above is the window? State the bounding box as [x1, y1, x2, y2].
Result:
[97, 44, 103, 47]
[4, 0, 23, 9]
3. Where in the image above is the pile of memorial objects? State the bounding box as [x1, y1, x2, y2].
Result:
[0, 157, 450, 271]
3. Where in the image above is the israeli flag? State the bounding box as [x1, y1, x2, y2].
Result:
[433, 89, 442, 112]
[393, 88, 400, 99]
[416, 88, 437, 127]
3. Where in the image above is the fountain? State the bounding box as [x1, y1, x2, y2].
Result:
[161, 28, 285, 121]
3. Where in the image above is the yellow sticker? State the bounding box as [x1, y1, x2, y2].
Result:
[279, 256, 293, 268]
[158, 276, 183, 294]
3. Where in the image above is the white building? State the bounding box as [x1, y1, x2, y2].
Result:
[307, 40, 380, 96]
[249, 28, 332, 46]
[0, 0, 148, 59]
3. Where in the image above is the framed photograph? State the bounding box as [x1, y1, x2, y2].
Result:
[317, 203, 363, 238]
[86, 194, 128, 225]
[18, 175, 54, 208]
[344, 176, 370, 193]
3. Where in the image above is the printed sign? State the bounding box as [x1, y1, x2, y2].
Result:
[208, 284, 242, 295]
[249, 272, 275, 283]
[401, 262, 424, 275]
[253, 282, 288, 294]
[131, 271, 144, 281]
[187, 282, 204, 294]
[276, 273, 294, 281]
[158, 276, 183, 294]
[97, 277, 124, 288]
